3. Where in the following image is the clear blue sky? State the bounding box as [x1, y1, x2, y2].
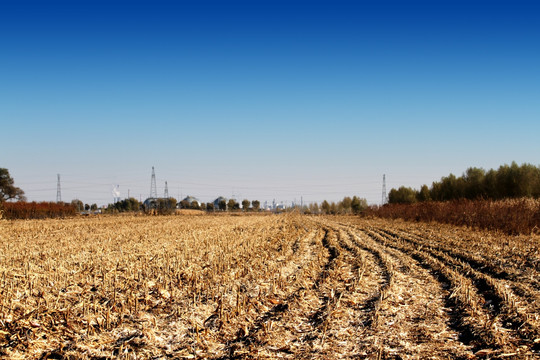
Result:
[1, 0, 539, 206]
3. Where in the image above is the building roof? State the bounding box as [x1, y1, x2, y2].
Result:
[182, 196, 199, 204]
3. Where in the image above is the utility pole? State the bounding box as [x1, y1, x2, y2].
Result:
[164, 181, 170, 209]
[150, 166, 157, 199]
[382, 174, 387, 206]
[56, 174, 62, 203]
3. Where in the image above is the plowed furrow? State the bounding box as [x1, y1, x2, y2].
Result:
[332, 226, 472, 358]
[385, 227, 540, 296]
[294, 222, 390, 358]
[221, 227, 360, 359]
[380, 228, 517, 281]
[297, 228, 349, 357]
[216, 229, 326, 359]
[360, 228, 509, 354]
[373, 227, 540, 352]
[395, 227, 540, 307]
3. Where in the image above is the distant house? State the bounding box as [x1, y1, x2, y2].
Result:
[213, 196, 227, 210]
[178, 196, 200, 209]
[143, 197, 173, 210]
[143, 197, 159, 209]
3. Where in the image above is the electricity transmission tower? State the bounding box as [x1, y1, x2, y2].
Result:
[56, 174, 62, 203]
[164, 181, 169, 199]
[150, 166, 157, 199]
[382, 174, 387, 205]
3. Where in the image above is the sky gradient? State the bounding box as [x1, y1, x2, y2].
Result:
[1, 0, 539, 206]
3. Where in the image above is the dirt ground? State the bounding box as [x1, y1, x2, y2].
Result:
[1, 214, 538, 359]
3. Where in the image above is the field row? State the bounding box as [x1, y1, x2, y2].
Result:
[0, 215, 538, 359]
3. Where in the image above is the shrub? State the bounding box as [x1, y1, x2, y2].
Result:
[367, 198, 540, 235]
[2, 202, 77, 220]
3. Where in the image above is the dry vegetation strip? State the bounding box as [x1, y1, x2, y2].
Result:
[0, 215, 539, 359]
[369, 198, 540, 235]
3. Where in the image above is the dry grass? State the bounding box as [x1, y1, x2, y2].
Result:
[0, 214, 539, 359]
[1, 202, 77, 220]
[369, 198, 540, 234]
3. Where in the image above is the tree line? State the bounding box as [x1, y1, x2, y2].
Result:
[317, 196, 368, 214]
[103, 196, 369, 215]
[2, 167, 369, 217]
[389, 162, 540, 204]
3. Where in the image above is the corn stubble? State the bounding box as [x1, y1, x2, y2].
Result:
[0, 214, 538, 359]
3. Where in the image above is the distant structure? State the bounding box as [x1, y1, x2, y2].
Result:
[382, 174, 387, 206]
[182, 196, 200, 207]
[213, 196, 227, 210]
[164, 181, 169, 199]
[112, 185, 121, 203]
[150, 166, 157, 199]
[56, 174, 62, 203]
[144, 167, 160, 210]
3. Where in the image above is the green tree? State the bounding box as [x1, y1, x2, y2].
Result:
[430, 174, 462, 201]
[329, 202, 337, 215]
[416, 185, 431, 202]
[228, 199, 239, 211]
[112, 197, 142, 212]
[218, 199, 227, 211]
[515, 163, 540, 197]
[321, 200, 330, 214]
[90, 204, 98, 211]
[388, 186, 417, 204]
[351, 196, 368, 213]
[0, 168, 26, 202]
[242, 199, 250, 211]
[398, 162, 540, 203]
[251, 200, 260, 212]
[339, 196, 352, 213]
[156, 198, 174, 214]
[206, 202, 214, 211]
[463, 167, 486, 199]
[71, 199, 84, 212]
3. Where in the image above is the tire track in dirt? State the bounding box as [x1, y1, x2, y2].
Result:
[294, 221, 392, 358]
[389, 226, 540, 306]
[334, 221, 495, 353]
[373, 227, 540, 354]
[363, 228, 499, 353]
[361, 226, 538, 357]
[381, 227, 540, 293]
[340, 229, 393, 329]
[331, 223, 474, 358]
[305, 228, 340, 327]
[241, 220, 391, 359]
[382, 227, 540, 309]
[321, 219, 464, 358]
[218, 228, 342, 359]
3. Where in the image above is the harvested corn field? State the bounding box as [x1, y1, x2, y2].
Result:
[0, 215, 539, 359]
